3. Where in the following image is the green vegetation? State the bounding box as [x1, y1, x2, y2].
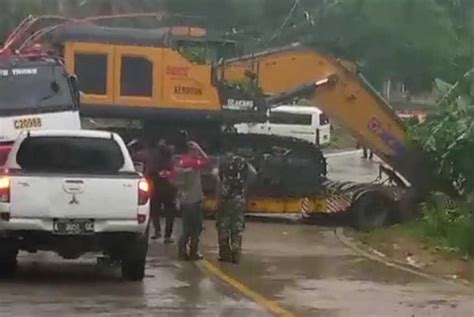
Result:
[406, 68, 474, 259]
[417, 199, 474, 256]
[409, 71, 474, 197]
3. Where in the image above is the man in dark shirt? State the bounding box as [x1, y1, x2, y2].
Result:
[153, 139, 177, 242]
[129, 138, 177, 242]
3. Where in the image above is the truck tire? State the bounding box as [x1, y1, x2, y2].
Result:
[0, 240, 18, 278]
[121, 233, 148, 281]
[351, 191, 393, 231]
[0, 256, 17, 278]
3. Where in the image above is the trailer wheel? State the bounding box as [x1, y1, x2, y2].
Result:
[351, 191, 394, 231]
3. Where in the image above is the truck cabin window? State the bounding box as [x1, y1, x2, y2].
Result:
[120, 56, 153, 97]
[74, 53, 108, 95]
[17, 137, 124, 174]
[0, 65, 75, 115]
[269, 112, 312, 125]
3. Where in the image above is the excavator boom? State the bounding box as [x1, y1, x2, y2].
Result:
[218, 44, 428, 189]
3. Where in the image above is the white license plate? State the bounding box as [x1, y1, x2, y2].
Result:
[53, 219, 94, 235]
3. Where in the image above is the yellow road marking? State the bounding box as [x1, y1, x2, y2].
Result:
[200, 259, 297, 317]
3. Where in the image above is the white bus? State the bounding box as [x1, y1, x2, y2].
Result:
[234, 105, 331, 146]
[0, 58, 81, 164]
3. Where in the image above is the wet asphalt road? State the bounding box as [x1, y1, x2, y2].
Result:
[325, 149, 381, 183]
[202, 222, 474, 316]
[0, 150, 473, 316]
[0, 240, 267, 316]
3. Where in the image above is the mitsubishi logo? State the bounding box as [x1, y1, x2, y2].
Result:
[69, 194, 79, 205]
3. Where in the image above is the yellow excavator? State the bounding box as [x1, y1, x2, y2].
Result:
[4, 14, 445, 229]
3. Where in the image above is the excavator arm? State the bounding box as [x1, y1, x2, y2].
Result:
[218, 44, 433, 192]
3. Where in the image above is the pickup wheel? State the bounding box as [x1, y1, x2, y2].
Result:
[0, 240, 18, 278]
[0, 257, 17, 278]
[121, 233, 149, 281]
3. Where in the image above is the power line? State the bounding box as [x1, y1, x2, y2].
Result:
[265, 0, 300, 47]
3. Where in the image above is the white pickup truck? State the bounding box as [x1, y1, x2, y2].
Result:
[0, 130, 151, 281]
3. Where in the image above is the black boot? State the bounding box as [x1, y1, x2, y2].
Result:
[231, 250, 241, 264]
[217, 228, 232, 262]
[178, 240, 188, 261]
[230, 236, 242, 264]
[189, 238, 203, 261]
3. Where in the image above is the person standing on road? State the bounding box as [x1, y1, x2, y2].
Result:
[215, 153, 256, 263]
[362, 147, 373, 160]
[152, 138, 177, 242]
[172, 132, 210, 261]
[129, 138, 164, 239]
[356, 141, 373, 160]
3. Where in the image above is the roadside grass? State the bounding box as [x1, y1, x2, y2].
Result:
[366, 199, 474, 258]
[354, 202, 474, 282]
[417, 204, 474, 257]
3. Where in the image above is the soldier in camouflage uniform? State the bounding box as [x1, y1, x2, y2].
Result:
[216, 153, 255, 263]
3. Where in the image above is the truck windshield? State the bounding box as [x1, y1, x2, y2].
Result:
[16, 137, 124, 174]
[0, 64, 75, 116]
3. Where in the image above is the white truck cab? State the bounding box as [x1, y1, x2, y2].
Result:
[0, 58, 82, 166]
[234, 105, 331, 146]
[0, 129, 150, 280]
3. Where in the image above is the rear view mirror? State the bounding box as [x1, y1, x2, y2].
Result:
[69, 75, 80, 106]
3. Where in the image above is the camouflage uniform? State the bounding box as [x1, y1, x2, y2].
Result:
[216, 154, 250, 263]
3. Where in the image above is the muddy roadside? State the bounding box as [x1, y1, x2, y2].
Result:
[345, 225, 473, 284]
